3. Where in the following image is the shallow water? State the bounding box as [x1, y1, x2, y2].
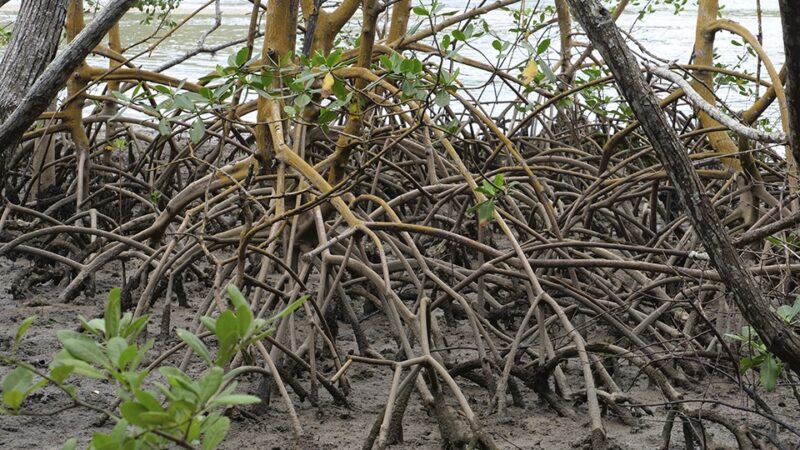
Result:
[0, 0, 785, 119]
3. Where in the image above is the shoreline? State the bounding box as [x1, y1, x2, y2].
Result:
[0, 3, 253, 15]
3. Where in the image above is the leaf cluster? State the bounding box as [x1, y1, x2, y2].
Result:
[726, 297, 800, 391]
[1, 285, 308, 449]
[468, 174, 513, 227]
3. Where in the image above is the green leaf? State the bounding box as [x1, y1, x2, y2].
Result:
[200, 317, 217, 334]
[399, 58, 414, 75]
[739, 325, 757, 341]
[760, 354, 781, 391]
[186, 415, 203, 443]
[122, 314, 149, 340]
[120, 401, 149, 427]
[318, 107, 338, 126]
[777, 297, 800, 323]
[326, 49, 343, 67]
[106, 337, 128, 368]
[131, 339, 153, 371]
[134, 388, 163, 412]
[62, 338, 110, 367]
[480, 179, 496, 197]
[57, 330, 89, 343]
[52, 354, 106, 380]
[190, 119, 206, 145]
[78, 316, 104, 336]
[777, 305, 794, 323]
[379, 55, 393, 71]
[295, 93, 311, 108]
[210, 394, 261, 406]
[251, 327, 276, 343]
[12, 316, 36, 355]
[766, 235, 783, 246]
[434, 90, 450, 107]
[2, 367, 33, 410]
[158, 118, 172, 136]
[2, 390, 24, 412]
[536, 38, 551, 55]
[216, 310, 239, 339]
[117, 344, 138, 371]
[216, 331, 238, 367]
[139, 411, 173, 425]
[154, 85, 172, 96]
[739, 357, 757, 373]
[111, 91, 131, 103]
[174, 94, 195, 112]
[270, 295, 310, 322]
[474, 201, 495, 226]
[226, 284, 247, 310]
[105, 288, 121, 339]
[492, 174, 506, 189]
[235, 47, 251, 67]
[203, 416, 230, 450]
[61, 438, 78, 450]
[413, 58, 423, 74]
[109, 418, 128, 443]
[90, 432, 121, 450]
[237, 303, 254, 338]
[726, 332, 744, 342]
[160, 366, 195, 390]
[49, 364, 75, 383]
[177, 329, 213, 366]
[538, 58, 558, 83]
[198, 367, 224, 403]
[474, 186, 493, 197]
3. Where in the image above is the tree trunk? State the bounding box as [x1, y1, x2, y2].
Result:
[566, 0, 800, 374]
[0, 0, 68, 121]
[386, 0, 411, 43]
[0, 0, 67, 196]
[0, 0, 137, 154]
[779, 0, 800, 177]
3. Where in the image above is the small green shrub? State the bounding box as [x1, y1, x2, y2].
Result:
[1, 284, 307, 449]
[727, 297, 800, 391]
[468, 174, 514, 227]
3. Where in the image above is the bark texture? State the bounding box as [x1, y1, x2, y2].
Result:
[0, 0, 69, 122]
[779, 0, 800, 175]
[0, 0, 137, 152]
[566, 0, 800, 374]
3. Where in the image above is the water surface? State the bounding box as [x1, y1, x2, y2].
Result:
[0, 1, 785, 119]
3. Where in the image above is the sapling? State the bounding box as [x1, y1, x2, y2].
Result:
[1, 284, 307, 449]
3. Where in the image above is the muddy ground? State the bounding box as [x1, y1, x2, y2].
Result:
[0, 254, 798, 449]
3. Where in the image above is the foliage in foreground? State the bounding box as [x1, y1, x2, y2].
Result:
[727, 297, 800, 391]
[0, 285, 307, 449]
